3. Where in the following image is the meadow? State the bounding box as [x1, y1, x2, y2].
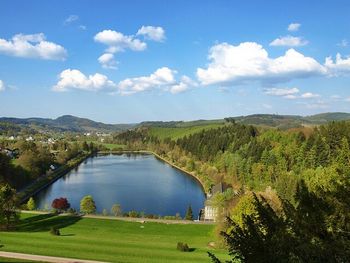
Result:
[148, 123, 225, 140]
[0, 213, 229, 263]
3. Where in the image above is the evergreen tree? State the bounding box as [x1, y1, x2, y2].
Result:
[185, 205, 193, 220]
[26, 197, 35, 211]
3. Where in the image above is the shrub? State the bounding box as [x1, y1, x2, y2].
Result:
[80, 195, 96, 214]
[51, 197, 70, 212]
[128, 210, 140, 218]
[177, 242, 190, 252]
[50, 227, 60, 236]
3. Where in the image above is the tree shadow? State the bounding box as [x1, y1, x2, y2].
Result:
[188, 248, 196, 252]
[17, 213, 81, 232]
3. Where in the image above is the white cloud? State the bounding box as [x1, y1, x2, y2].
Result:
[337, 39, 348, 47]
[170, 76, 197, 94]
[64, 15, 79, 25]
[116, 67, 195, 95]
[117, 67, 176, 95]
[94, 30, 146, 53]
[98, 53, 118, 69]
[197, 42, 325, 86]
[264, 87, 320, 100]
[0, 80, 5, 91]
[136, 26, 165, 42]
[287, 23, 301, 32]
[79, 25, 87, 30]
[52, 69, 116, 92]
[300, 92, 320, 99]
[264, 87, 299, 97]
[325, 53, 350, 76]
[270, 35, 308, 47]
[0, 33, 67, 60]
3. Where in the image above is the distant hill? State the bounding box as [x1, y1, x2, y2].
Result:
[232, 112, 350, 129]
[0, 115, 135, 133]
[1, 112, 350, 134]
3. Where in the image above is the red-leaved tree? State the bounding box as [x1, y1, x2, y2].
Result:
[51, 197, 70, 212]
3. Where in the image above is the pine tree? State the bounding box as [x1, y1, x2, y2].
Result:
[185, 205, 193, 220]
[26, 197, 35, 211]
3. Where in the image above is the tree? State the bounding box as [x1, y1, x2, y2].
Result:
[209, 181, 350, 263]
[80, 195, 96, 214]
[185, 205, 193, 220]
[111, 204, 121, 216]
[0, 184, 19, 230]
[26, 197, 35, 211]
[51, 197, 70, 212]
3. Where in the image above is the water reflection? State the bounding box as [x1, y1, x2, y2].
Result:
[34, 153, 205, 217]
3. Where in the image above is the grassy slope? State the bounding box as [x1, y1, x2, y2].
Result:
[0, 213, 228, 263]
[148, 123, 225, 140]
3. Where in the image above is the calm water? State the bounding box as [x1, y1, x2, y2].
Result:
[34, 153, 205, 217]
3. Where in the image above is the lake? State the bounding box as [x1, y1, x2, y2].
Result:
[34, 153, 206, 218]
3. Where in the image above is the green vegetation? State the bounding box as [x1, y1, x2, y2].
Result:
[0, 257, 41, 262]
[148, 123, 225, 140]
[0, 213, 229, 263]
[80, 195, 96, 214]
[26, 197, 35, 211]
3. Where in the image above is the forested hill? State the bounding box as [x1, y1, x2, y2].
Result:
[0, 115, 136, 133]
[1, 112, 350, 134]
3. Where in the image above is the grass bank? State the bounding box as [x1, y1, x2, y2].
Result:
[0, 213, 228, 263]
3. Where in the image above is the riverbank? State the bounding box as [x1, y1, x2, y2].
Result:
[98, 150, 208, 194]
[18, 152, 92, 203]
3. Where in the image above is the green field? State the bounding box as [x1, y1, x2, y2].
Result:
[0, 257, 40, 262]
[0, 213, 228, 263]
[148, 123, 225, 140]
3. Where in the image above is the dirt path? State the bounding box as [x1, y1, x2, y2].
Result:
[0, 251, 107, 263]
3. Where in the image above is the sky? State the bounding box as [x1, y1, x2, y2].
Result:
[0, 0, 350, 123]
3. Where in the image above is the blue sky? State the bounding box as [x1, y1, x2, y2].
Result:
[0, 0, 350, 123]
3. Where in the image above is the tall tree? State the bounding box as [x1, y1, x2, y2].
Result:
[0, 184, 19, 230]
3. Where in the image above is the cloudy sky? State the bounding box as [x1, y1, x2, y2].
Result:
[0, 0, 350, 123]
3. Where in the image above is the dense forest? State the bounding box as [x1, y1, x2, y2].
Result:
[115, 120, 350, 261]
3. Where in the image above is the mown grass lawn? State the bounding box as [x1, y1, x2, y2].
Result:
[0, 213, 229, 263]
[0, 257, 40, 262]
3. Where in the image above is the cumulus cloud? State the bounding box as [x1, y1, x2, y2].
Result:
[288, 23, 301, 32]
[136, 26, 165, 42]
[52, 69, 116, 92]
[94, 29, 147, 53]
[0, 33, 67, 60]
[325, 53, 350, 76]
[170, 76, 198, 94]
[116, 67, 196, 95]
[98, 53, 118, 69]
[197, 42, 325, 86]
[0, 80, 5, 91]
[270, 35, 308, 47]
[117, 67, 176, 95]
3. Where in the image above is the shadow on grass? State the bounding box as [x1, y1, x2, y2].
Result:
[17, 213, 81, 232]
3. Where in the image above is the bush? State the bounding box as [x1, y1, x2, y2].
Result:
[177, 242, 190, 252]
[50, 227, 60, 236]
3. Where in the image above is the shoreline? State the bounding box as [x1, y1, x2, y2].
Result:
[18, 153, 91, 203]
[98, 150, 208, 195]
